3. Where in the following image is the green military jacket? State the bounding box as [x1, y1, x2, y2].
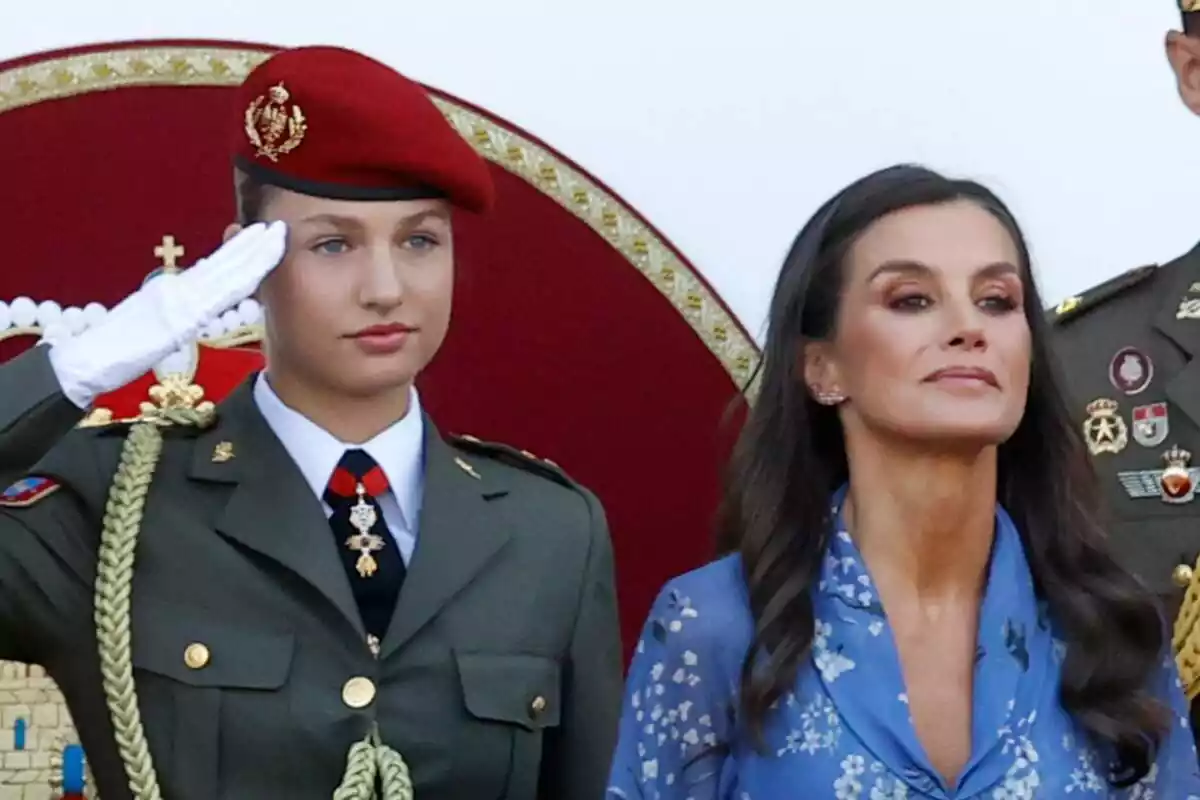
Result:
[1047, 244, 1200, 615]
[0, 346, 623, 799]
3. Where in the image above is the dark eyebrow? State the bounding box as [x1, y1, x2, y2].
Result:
[866, 260, 1020, 282]
[398, 208, 452, 228]
[296, 213, 364, 229]
[295, 208, 451, 229]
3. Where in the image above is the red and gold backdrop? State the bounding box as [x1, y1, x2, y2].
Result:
[0, 39, 759, 658]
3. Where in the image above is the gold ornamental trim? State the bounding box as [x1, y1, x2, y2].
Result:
[0, 47, 271, 110]
[0, 45, 759, 394]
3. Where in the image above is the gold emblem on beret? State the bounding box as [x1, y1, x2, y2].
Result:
[244, 82, 307, 162]
[1183, 0, 1200, 11]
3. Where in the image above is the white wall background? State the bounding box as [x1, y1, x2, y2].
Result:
[5, 0, 1197, 341]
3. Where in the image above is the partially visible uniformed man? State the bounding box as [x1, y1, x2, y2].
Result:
[0, 45, 622, 799]
[1047, 0, 1200, 715]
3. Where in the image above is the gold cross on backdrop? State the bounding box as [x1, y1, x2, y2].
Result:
[154, 235, 185, 270]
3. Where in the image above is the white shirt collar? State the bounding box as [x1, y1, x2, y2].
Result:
[251, 373, 425, 531]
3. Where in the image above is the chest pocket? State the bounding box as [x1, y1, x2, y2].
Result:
[454, 651, 562, 799]
[129, 600, 295, 799]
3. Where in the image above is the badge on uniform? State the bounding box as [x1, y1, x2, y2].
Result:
[454, 457, 481, 480]
[1108, 347, 1153, 395]
[1117, 445, 1197, 504]
[1132, 402, 1169, 448]
[0, 476, 60, 508]
[1055, 296, 1081, 317]
[1178, 282, 1200, 318]
[346, 492, 385, 579]
[1082, 398, 1128, 455]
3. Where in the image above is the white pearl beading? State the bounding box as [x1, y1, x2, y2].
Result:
[0, 296, 265, 346]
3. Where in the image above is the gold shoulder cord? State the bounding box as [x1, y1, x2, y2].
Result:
[94, 406, 413, 800]
[1173, 555, 1200, 702]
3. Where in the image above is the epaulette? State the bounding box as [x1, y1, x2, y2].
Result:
[1047, 263, 1158, 325]
[0, 475, 60, 508]
[449, 434, 575, 489]
[78, 417, 171, 440]
[78, 414, 136, 435]
[76, 406, 214, 437]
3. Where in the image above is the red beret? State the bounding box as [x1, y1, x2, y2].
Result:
[232, 45, 494, 213]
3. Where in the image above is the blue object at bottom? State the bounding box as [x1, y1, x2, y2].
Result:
[61, 744, 85, 793]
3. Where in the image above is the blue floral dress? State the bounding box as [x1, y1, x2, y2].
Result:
[606, 490, 1200, 798]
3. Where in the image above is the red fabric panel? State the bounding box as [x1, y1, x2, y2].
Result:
[0, 68, 748, 658]
[0, 85, 238, 307]
[89, 346, 266, 418]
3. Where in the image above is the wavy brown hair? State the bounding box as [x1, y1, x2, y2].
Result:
[717, 164, 1169, 786]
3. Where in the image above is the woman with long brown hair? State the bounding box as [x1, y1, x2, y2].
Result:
[606, 165, 1200, 798]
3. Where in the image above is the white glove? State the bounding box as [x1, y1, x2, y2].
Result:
[47, 221, 288, 410]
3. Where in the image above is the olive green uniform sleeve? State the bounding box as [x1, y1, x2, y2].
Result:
[0, 346, 86, 479]
[0, 489, 96, 664]
[538, 487, 623, 798]
[0, 347, 99, 662]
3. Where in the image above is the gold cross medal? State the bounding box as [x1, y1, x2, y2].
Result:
[345, 483, 385, 577]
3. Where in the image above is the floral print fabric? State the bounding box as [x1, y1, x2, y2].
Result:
[606, 489, 1200, 799]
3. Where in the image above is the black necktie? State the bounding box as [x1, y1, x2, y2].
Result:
[323, 449, 405, 641]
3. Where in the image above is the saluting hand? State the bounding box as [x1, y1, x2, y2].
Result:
[45, 221, 288, 410]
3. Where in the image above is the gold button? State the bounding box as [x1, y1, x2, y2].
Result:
[183, 643, 210, 670]
[1174, 564, 1195, 588]
[342, 677, 376, 709]
[529, 695, 547, 718]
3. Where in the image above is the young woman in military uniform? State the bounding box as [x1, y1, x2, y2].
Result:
[0, 45, 622, 800]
